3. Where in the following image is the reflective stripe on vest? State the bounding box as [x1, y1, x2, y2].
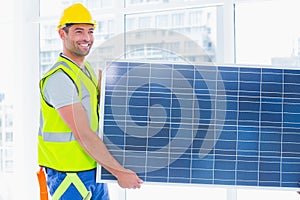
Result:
[38, 56, 99, 171]
[39, 131, 76, 142]
[52, 173, 92, 200]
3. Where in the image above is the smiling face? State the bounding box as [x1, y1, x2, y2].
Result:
[59, 23, 94, 65]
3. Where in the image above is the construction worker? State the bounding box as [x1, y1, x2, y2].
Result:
[37, 3, 143, 200]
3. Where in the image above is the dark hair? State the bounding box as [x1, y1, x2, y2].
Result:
[62, 23, 95, 33]
[62, 23, 75, 33]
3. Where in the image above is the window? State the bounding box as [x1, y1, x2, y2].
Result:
[87, 0, 101, 9]
[124, 6, 218, 63]
[5, 160, 13, 173]
[138, 16, 151, 28]
[127, 0, 165, 5]
[235, 0, 300, 67]
[171, 13, 184, 27]
[5, 113, 13, 128]
[189, 10, 203, 25]
[5, 132, 13, 143]
[129, 0, 143, 4]
[126, 17, 137, 31]
[155, 15, 168, 27]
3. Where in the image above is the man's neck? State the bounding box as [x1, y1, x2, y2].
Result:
[61, 53, 85, 68]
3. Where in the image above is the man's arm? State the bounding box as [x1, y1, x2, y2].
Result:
[57, 102, 143, 189]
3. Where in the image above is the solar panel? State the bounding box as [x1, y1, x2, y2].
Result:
[97, 61, 300, 188]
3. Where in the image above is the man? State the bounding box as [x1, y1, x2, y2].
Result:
[38, 3, 143, 200]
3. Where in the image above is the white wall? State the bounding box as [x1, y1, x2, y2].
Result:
[13, 0, 40, 199]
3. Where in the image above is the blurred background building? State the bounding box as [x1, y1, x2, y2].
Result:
[0, 93, 13, 200]
[40, 0, 217, 75]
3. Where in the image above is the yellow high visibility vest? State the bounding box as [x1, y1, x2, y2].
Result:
[38, 56, 99, 171]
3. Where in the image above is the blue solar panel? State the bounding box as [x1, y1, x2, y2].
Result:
[97, 61, 300, 188]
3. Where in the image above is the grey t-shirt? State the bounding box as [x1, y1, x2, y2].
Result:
[43, 71, 80, 109]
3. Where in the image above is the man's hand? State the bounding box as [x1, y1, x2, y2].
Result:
[116, 169, 143, 189]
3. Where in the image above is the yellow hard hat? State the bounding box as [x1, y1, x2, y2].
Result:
[57, 3, 97, 29]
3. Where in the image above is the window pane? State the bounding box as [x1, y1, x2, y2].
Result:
[139, 16, 151, 28]
[40, 0, 112, 17]
[171, 13, 184, 26]
[155, 15, 168, 27]
[127, 0, 156, 5]
[5, 111, 13, 128]
[235, 0, 300, 67]
[123, 6, 219, 63]
[39, 22, 61, 75]
[5, 132, 13, 143]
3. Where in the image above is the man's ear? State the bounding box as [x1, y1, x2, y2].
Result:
[58, 28, 66, 39]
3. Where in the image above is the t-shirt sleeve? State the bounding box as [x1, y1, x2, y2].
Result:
[43, 71, 80, 109]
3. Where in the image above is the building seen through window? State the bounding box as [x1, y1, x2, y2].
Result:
[0, 93, 14, 174]
[40, 0, 218, 75]
[0, 93, 14, 200]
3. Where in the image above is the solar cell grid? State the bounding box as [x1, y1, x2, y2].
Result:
[97, 61, 300, 188]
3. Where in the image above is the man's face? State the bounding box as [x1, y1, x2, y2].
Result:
[63, 24, 94, 58]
